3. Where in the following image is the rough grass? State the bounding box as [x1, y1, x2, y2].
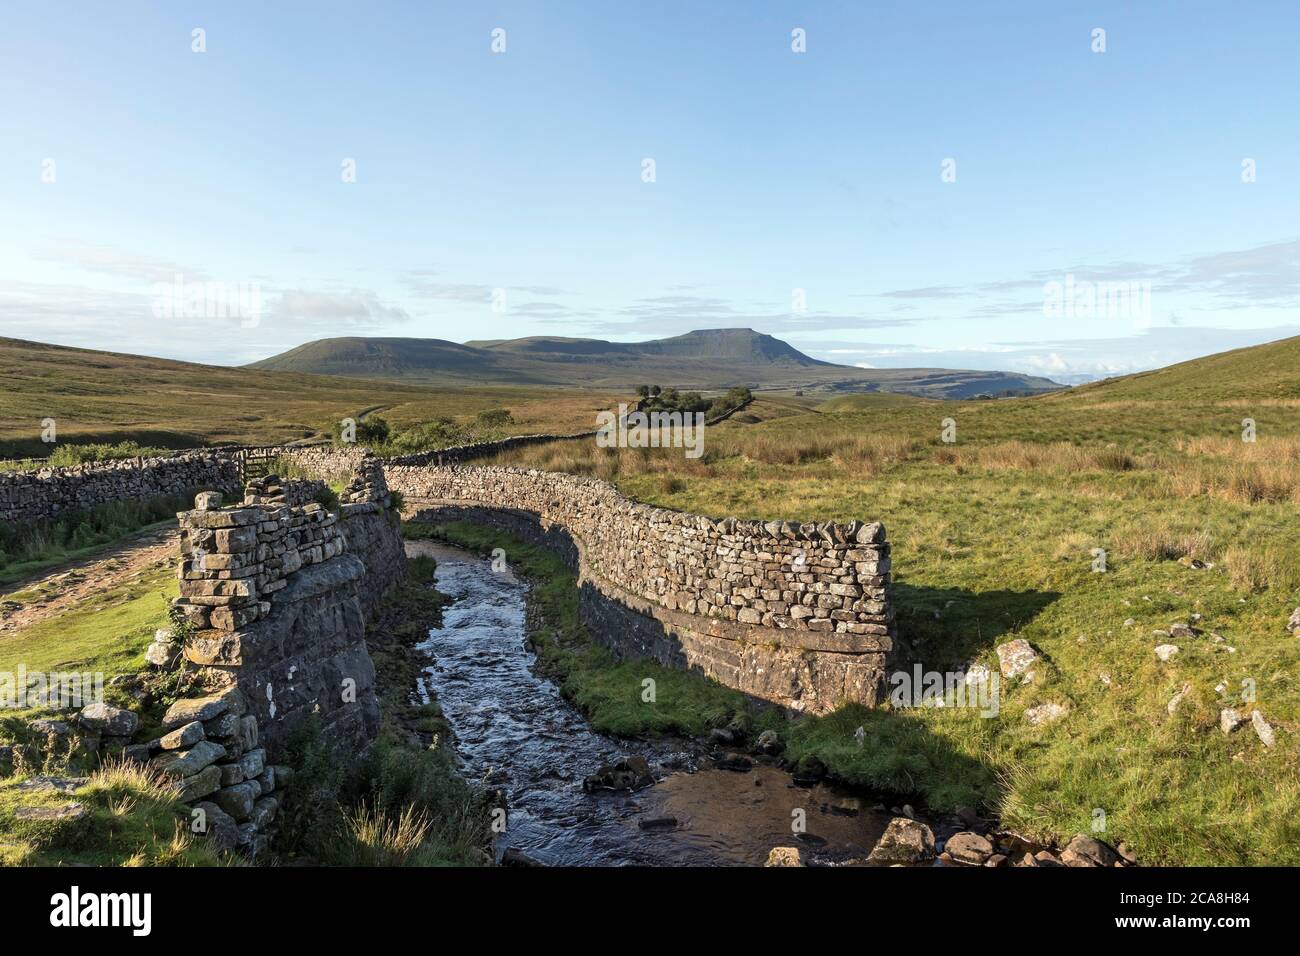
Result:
[0, 336, 630, 456]
[0, 758, 234, 866]
[0, 563, 173, 735]
[486, 380, 1300, 865]
[274, 721, 488, 867]
[407, 521, 752, 738]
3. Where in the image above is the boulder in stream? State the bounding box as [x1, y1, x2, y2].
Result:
[867, 816, 935, 864]
[582, 755, 654, 792]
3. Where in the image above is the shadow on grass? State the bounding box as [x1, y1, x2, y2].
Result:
[783, 703, 1003, 814]
[777, 581, 1061, 813]
[892, 581, 1060, 670]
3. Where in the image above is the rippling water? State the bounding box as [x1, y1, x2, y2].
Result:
[409, 540, 896, 867]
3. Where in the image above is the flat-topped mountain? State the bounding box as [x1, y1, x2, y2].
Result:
[249, 328, 1063, 398]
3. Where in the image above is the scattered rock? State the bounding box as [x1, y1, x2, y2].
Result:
[14, 802, 88, 823]
[765, 846, 806, 867]
[985, 853, 1007, 867]
[1220, 708, 1247, 735]
[714, 752, 753, 772]
[754, 729, 783, 756]
[791, 753, 826, 786]
[996, 639, 1038, 680]
[637, 816, 678, 831]
[1060, 834, 1122, 867]
[867, 817, 936, 864]
[1251, 710, 1275, 749]
[1168, 623, 1200, 639]
[77, 702, 138, 736]
[1154, 644, 1180, 662]
[708, 727, 736, 747]
[582, 755, 653, 792]
[945, 831, 994, 865]
[1024, 702, 1069, 726]
[10, 775, 86, 795]
[145, 639, 180, 669]
[500, 847, 545, 867]
[1288, 607, 1300, 635]
[1167, 681, 1193, 715]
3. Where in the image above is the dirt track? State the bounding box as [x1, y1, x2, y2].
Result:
[0, 527, 178, 634]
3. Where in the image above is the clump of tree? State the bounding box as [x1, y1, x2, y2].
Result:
[330, 416, 391, 446]
[637, 385, 751, 418]
[331, 410, 517, 456]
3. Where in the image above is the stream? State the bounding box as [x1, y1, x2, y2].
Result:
[408, 540, 903, 867]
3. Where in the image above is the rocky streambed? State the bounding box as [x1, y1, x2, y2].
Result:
[405, 540, 1128, 868]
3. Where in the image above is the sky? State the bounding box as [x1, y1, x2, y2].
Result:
[3, 1, 1299, 383]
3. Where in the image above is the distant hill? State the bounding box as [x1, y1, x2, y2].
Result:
[0, 337, 622, 457]
[249, 328, 1064, 399]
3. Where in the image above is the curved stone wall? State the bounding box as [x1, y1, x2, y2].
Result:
[388, 463, 894, 713]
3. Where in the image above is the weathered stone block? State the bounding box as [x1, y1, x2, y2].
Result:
[213, 781, 259, 821]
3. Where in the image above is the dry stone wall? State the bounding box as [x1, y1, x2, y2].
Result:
[169, 455, 404, 768]
[390, 463, 894, 713]
[0, 451, 240, 525]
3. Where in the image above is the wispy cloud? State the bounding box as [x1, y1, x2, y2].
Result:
[31, 239, 209, 284]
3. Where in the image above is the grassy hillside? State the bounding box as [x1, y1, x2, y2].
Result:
[0, 337, 627, 457]
[249, 328, 1065, 398]
[489, 338, 1300, 865]
[1061, 332, 1300, 403]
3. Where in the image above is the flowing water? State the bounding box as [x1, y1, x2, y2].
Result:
[409, 540, 902, 867]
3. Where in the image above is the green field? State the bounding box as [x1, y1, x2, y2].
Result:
[489, 335, 1300, 865]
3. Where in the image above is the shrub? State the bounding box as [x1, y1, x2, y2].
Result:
[475, 408, 513, 428]
[45, 442, 171, 468]
[331, 417, 390, 446]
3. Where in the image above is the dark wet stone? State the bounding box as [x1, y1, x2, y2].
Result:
[637, 816, 678, 830]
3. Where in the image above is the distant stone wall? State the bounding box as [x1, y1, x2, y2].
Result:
[0, 452, 240, 525]
[392, 464, 893, 713]
[384, 395, 752, 467]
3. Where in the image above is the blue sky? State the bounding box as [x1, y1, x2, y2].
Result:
[3, 1, 1299, 381]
